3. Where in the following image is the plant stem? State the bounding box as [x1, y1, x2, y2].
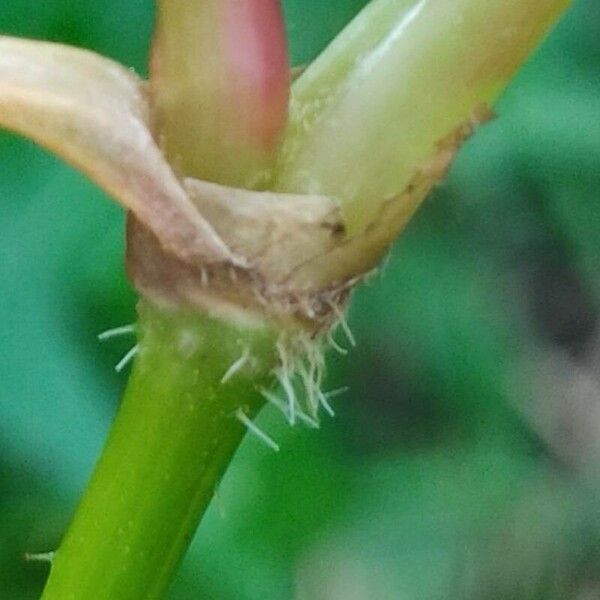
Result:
[274, 0, 572, 231]
[150, 0, 289, 187]
[40, 301, 276, 600]
[36, 3, 576, 598]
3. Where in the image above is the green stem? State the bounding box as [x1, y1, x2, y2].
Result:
[40, 301, 277, 600]
[274, 0, 572, 231]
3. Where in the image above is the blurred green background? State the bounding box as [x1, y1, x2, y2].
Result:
[1, 1, 599, 598]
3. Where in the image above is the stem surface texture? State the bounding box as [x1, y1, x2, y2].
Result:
[41, 301, 275, 600]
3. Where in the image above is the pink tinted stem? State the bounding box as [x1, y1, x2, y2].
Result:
[150, 0, 290, 188]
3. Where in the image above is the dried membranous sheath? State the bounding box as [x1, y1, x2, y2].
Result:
[0, 0, 574, 598]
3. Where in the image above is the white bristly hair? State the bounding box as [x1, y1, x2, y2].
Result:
[235, 408, 280, 452]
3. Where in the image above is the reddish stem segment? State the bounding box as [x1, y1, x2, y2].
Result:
[150, 0, 290, 187]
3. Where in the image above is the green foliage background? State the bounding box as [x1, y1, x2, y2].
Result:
[1, 1, 599, 598]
